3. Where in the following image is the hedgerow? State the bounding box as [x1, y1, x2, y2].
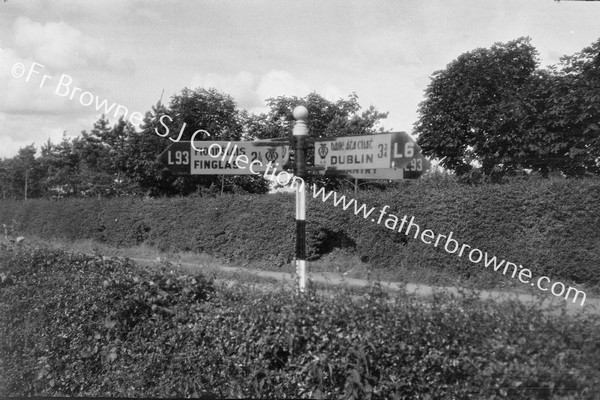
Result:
[0, 177, 599, 288]
[1, 245, 599, 398]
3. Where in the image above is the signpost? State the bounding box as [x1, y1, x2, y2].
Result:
[159, 119, 429, 293]
[314, 131, 418, 171]
[159, 141, 290, 175]
[315, 132, 430, 180]
[292, 106, 308, 292]
[342, 154, 432, 180]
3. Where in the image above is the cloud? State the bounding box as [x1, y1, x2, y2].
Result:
[0, 113, 75, 158]
[190, 70, 339, 114]
[256, 70, 311, 101]
[8, 0, 169, 22]
[191, 71, 262, 109]
[0, 49, 113, 158]
[0, 51, 64, 114]
[12, 17, 134, 73]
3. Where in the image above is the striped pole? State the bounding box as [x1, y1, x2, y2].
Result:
[293, 106, 308, 292]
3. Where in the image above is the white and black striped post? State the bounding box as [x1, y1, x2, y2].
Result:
[293, 106, 308, 292]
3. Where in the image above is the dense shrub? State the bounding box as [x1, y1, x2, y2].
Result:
[1, 245, 599, 398]
[1, 177, 599, 287]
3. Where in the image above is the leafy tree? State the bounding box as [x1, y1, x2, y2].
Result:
[144, 88, 271, 196]
[0, 158, 20, 199]
[120, 102, 180, 196]
[165, 87, 244, 141]
[246, 92, 387, 141]
[0, 145, 43, 199]
[246, 92, 388, 190]
[415, 37, 600, 177]
[71, 114, 137, 197]
[38, 134, 82, 198]
[415, 37, 542, 176]
[547, 38, 600, 175]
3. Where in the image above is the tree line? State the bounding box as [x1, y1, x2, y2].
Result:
[1, 36, 599, 199]
[0, 91, 387, 199]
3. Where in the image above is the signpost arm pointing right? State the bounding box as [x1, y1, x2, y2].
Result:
[293, 106, 308, 292]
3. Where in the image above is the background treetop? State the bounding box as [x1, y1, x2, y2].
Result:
[415, 36, 600, 178]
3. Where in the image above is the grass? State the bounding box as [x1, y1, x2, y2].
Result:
[11, 234, 599, 308]
[2, 243, 600, 398]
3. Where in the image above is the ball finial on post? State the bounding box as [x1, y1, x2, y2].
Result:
[293, 105, 308, 121]
[293, 106, 308, 137]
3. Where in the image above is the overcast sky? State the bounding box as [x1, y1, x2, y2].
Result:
[0, 0, 599, 158]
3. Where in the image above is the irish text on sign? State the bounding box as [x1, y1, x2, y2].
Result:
[314, 132, 419, 170]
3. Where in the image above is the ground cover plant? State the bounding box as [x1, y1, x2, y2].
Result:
[1, 244, 599, 399]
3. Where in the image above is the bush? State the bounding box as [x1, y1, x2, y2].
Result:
[1, 245, 599, 398]
[1, 177, 599, 287]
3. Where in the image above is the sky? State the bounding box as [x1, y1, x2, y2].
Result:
[0, 0, 599, 159]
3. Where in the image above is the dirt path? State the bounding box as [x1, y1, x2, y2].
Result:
[7, 237, 597, 315]
[128, 257, 599, 315]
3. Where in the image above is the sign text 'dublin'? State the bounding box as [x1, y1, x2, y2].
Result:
[314, 132, 417, 170]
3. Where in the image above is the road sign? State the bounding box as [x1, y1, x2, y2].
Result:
[402, 154, 432, 180]
[314, 132, 419, 170]
[159, 141, 290, 175]
[318, 154, 431, 180]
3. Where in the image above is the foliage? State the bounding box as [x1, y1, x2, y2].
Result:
[1, 177, 599, 290]
[548, 38, 600, 175]
[119, 102, 186, 197]
[246, 92, 388, 141]
[39, 134, 83, 198]
[0, 145, 44, 199]
[246, 92, 388, 191]
[0, 87, 388, 197]
[168, 87, 244, 142]
[415, 37, 600, 177]
[1, 245, 599, 398]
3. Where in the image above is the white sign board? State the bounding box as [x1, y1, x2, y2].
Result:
[314, 132, 418, 170]
[190, 141, 289, 175]
[317, 154, 431, 180]
[345, 168, 404, 180]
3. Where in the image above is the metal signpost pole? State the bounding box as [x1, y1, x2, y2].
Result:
[293, 106, 308, 292]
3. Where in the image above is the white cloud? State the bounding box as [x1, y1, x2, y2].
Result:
[0, 51, 66, 115]
[0, 48, 116, 158]
[12, 17, 134, 73]
[190, 70, 343, 114]
[7, 0, 167, 22]
[256, 70, 311, 101]
[191, 71, 262, 110]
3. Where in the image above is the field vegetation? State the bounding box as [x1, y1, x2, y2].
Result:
[1, 176, 599, 294]
[1, 243, 599, 399]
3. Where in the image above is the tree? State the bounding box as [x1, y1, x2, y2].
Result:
[246, 92, 388, 190]
[165, 87, 244, 141]
[415, 37, 600, 177]
[246, 92, 387, 141]
[415, 37, 543, 176]
[152, 88, 270, 195]
[71, 114, 136, 197]
[120, 102, 180, 196]
[0, 145, 43, 199]
[547, 38, 600, 175]
[38, 134, 82, 198]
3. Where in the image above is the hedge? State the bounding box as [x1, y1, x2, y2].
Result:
[1, 245, 599, 398]
[1, 176, 599, 287]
